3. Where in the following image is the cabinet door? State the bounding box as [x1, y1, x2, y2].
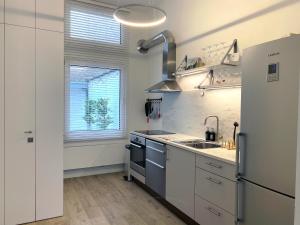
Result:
[166, 145, 195, 219]
[195, 195, 235, 225]
[36, 0, 64, 32]
[5, 0, 35, 27]
[5, 25, 36, 225]
[0, 24, 4, 225]
[0, 0, 4, 23]
[195, 168, 235, 214]
[36, 29, 64, 220]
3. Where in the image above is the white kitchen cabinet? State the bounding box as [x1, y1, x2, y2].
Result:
[0, 0, 4, 23]
[5, 0, 35, 28]
[195, 195, 235, 225]
[1, 2, 64, 224]
[36, 0, 64, 32]
[195, 155, 236, 225]
[5, 25, 36, 225]
[196, 155, 235, 181]
[195, 168, 235, 214]
[0, 24, 4, 225]
[4, 25, 64, 225]
[166, 145, 196, 219]
[36, 29, 64, 221]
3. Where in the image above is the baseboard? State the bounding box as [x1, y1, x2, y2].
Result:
[64, 164, 125, 179]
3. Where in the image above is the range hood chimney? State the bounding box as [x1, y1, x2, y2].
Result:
[137, 30, 181, 93]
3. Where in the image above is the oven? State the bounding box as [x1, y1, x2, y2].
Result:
[128, 134, 146, 181]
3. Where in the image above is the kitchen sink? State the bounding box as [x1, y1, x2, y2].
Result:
[175, 140, 221, 149]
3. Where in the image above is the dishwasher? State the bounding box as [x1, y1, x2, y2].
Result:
[145, 139, 166, 198]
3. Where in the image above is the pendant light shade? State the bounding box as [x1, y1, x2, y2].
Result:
[113, 4, 166, 28]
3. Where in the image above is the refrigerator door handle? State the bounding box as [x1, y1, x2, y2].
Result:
[236, 133, 246, 177]
[235, 178, 244, 224]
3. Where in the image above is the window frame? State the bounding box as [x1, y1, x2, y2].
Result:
[64, 59, 127, 142]
[64, 0, 129, 143]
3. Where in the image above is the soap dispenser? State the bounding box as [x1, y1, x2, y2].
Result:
[210, 128, 216, 142]
[205, 127, 211, 141]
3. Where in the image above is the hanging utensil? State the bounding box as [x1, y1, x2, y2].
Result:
[145, 101, 152, 123]
[158, 101, 161, 118]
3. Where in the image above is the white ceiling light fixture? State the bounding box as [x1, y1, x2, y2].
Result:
[113, 4, 166, 28]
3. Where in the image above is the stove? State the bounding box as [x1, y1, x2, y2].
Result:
[134, 130, 176, 135]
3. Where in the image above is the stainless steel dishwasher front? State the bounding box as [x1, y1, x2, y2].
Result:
[145, 139, 166, 198]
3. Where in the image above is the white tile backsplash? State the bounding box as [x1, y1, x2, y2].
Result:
[161, 88, 241, 140]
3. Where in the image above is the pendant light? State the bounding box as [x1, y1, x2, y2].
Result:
[113, 4, 166, 28]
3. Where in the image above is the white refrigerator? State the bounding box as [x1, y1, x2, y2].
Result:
[236, 35, 300, 225]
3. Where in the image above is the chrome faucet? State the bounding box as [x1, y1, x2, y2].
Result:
[204, 116, 220, 142]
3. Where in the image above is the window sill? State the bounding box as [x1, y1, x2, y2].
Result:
[64, 137, 128, 148]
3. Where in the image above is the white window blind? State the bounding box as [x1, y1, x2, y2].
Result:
[65, 0, 128, 142]
[70, 10, 121, 44]
[65, 0, 129, 55]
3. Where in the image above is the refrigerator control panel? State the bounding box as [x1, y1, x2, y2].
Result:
[267, 63, 279, 82]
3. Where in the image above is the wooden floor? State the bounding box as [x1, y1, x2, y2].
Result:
[29, 173, 186, 225]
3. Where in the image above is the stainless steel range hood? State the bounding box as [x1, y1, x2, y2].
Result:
[137, 30, 181, 93]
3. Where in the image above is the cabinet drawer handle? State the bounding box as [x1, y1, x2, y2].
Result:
[146, 159, 165, 169]
[206, 177, 222, 185]
[206, 207, 222, 217]
[206, 162, 223, 169]
[24, 131, 33, 134]
[147, 146, 165, 154]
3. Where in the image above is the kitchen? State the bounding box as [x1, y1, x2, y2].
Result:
[1, 0, 300, 225]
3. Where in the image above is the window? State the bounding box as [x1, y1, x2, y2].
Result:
[70, 10, 121, 44]
[65, 0, 128, 141]
[69, 65, 121, 132]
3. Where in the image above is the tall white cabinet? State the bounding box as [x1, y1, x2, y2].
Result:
[0, 1, 64, 224]
[5, 25, 37, 225]
[36, 0, 64, 32]
[5, 0, 36, 28]
[0, 23, 4, 225]
[36, 30, 64, 221]
[0, 0, 3, 23]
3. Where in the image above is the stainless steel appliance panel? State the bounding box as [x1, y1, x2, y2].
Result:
[146, 140, 166, 166]
[240, 36, 300, 196]
[146, 159, 165, 197]
[145, 139, 166, 197]
[237, 179, 294, 225]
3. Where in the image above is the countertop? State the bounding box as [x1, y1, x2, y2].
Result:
[130, 132, 237, 165]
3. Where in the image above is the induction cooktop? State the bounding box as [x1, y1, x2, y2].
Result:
[134, 130, 176, 135]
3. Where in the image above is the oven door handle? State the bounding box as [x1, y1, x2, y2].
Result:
[130, 143, 142, 149]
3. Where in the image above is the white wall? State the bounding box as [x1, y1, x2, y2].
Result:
[64, 28, 151, 171]
[145, 1, 300, 224]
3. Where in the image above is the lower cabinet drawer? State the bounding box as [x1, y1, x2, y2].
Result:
[195, 195, 235, 225]
[196, 155, 235, 181]
[145, 159, 165, 197]
[195, 168, 235, 214]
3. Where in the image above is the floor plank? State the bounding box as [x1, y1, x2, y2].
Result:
[29, 173, 186, 225]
